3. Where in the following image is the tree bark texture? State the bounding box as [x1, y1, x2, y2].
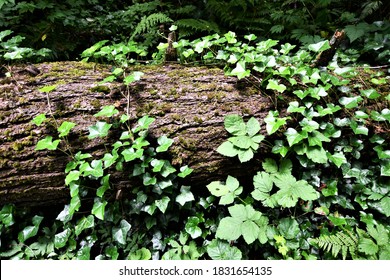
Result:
[0, 62, 272, 206]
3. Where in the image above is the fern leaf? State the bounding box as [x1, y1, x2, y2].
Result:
[131, 13, 173, 40]
[311, 230, 358, 259]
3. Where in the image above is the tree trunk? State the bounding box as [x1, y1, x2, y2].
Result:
[0, 62, 272, 206]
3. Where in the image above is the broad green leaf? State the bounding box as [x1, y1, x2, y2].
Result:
[121, 147, 143, 162]
[267, 79, 287, 93]
[328, 215, 346, 226]
[339, 96, 363, 109]
[225, 31, 237, 44]
[178, 165, 193, 178]
[142, 172, 157, 186]
[54, 228, 71, 249]
[175, 186, 195, 206]
[133, 115, 155, 132]
[0, 204, 14, 226]
[308, 40, 331, 52]
[230, 60, 251, 79]
[207, 239, 242, 260]
[155, 196, 170, 213]
[271, 140, 289, 157]
[207, 181, 229, 196]
[241, 220, 259, 244]
[18, 215, 43, 243]
[58, 121, 76, 137]
[112, 219, 131, 245]
[224, 115, 246, 135]
[38, 85, 57, 93]
[75, 215, 94, 236]
[285, 128, 305, 146]
[229, 135, 253, 149]
[94, 105, 119, 117]
[262, 158, 278, 174]
[327, 152, 347, 167]
[300, 118, 319, 133]
[238, 149, 254, 162]
[381, 160, 390, 176]
[31, 113, 46, 126]
[277, 218, 300, 239]
[185, 217, 202, 239]
[358, 238, 378, 255]
[91, 198, 107, 220]
[65, 170, 80, 186]
[128, 248, 151, 260]
[246, 117, 261, 137]
[380, 197, 390, 217]
[124, 71, 144, 85]
[97, 175, 110, 197]
[360, 88, 381, 99]
[314, 206, 330, 216]
[306, 146, 328, 164]
[217, 141, 239, 157]
[156, 135, 174, 152]
[88, 121, 112, 139]
[264, 111, 287, 135]
[216, 216, 242, 241]
[35, 136, 61, 150]
[252, 171, 275, 207]
[366, 224, 388, 246]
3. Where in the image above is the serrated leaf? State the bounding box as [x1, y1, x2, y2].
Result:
[358, 238, 378, 255]
[380, 197, 390, 217]
[207, 239, 242, 260]
[207, 181, 229, 196]
[224, 114, 246, 135]
[216, 217, 242, 241]
[217, 141, 239, 157]
[238, 149, 254, 162]
[246, 117, 261, 137]
[242, 220, 259, 244]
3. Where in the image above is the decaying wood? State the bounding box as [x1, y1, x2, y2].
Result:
[311, 29, 346, 67]
[0, 62, 272, 206]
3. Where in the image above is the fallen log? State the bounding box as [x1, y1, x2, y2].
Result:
[0, 61, 272, 206]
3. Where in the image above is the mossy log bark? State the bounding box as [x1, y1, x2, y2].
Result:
[0, 62, 272, 207]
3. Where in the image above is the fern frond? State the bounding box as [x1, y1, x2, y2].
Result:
[176, 19, 220, 38]
[131, 13, 173, 40]
[311, 230, 358, 259]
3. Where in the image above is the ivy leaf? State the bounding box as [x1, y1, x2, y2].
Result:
[94, 105, 119, 117]
[207, 239, 242, 260]
[65, 170, 80, 186]
[133, 115, 155, 133]
[267, 79, 287, 93]
[54, 228, 71, 249]
[230, 60, 251, 79]
[121, 147, 143, 162]
[91, 198, 107, 220]
[178, 165, 193, 178]
[31, 113, 46, 126]
[156, 135, 174, 152]
[128, 248, 151, 260]
[277, 218, 300, 239]
[35, 136, 61, 150]
[124, 71, 144, 85]
[57, 121, 76, 137]
[360, 88, 381, 99]
[185, 217, 202, 239]
[175, 186, 195, 206]
[75, 215, 94, 236]
[38, 85, 57, 93]
[306, 146, 328, 164]
[327, 152, 347, 168]
[285, 128, 305, 146]
[264, 111, 287, 135]
[155, 196, 170, 213]
[88, 121, 112, 139]
[112, 219, 131, 245]
[339, 96, 363, 109]
[18, 215, 43, 243]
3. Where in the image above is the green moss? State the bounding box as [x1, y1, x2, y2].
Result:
[178, 136, 197, 151]
[193, 116, 203, 124]
[90, 85, 110, 93]
[90, 99, 102, 109]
